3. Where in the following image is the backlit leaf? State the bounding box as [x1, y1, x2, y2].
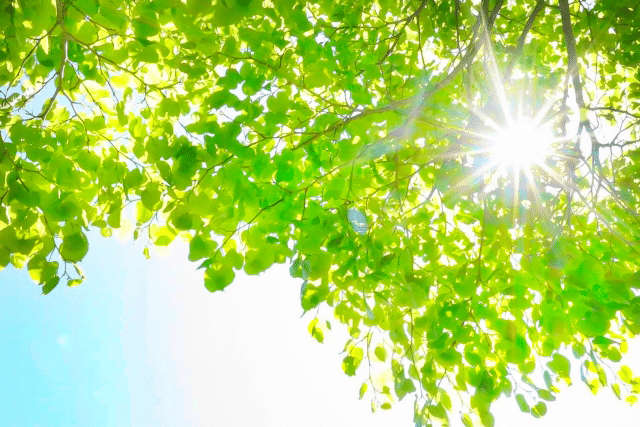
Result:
[515, 394, 530, 413]
[374, 346, 387, 362]
[60, 231, 89, 263]
[359, 382, 368, 400]
[531, 402, 547, 418]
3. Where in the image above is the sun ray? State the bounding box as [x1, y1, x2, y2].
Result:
[480, 25, 514, 129]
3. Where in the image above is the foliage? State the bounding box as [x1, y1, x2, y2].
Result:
[2, 0, 640, 424]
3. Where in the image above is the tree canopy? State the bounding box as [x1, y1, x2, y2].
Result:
[1, 0, 640, 425]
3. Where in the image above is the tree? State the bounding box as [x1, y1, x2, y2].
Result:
[1, 0, 640, 425]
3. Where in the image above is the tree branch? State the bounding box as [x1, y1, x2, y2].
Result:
[559, 0, 586, 110]
[503, 0, 545, 83]
[559, 0, 602, 173]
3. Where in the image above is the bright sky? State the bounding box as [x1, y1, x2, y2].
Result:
[2, 230, 640, 426]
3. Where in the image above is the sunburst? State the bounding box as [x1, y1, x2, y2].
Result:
[441, 18, 571, 217]
[487, 118, 555, 175]
[447, 103, 566, 205]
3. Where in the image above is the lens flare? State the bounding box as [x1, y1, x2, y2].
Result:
[490, 121, 555, 172]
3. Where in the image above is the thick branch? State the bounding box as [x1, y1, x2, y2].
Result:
[503, 0, 545, 83]
[588, 106, 640, 120]
[558, 0, 586, 109]
[40, 1, 69, 120]
[559, 0, 601, 170]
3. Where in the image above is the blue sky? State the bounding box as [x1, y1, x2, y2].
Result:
[2, 231, 640, 426]
[0, 234, 131, 426]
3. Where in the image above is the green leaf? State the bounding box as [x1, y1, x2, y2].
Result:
[244, 247, 275, 275]
[572, 343, 586, 359]
[515, 394, 530, 413]
[0, 246, 10, 268]
[479, 410, 495, 427]
[359, 382, 368, 400]
[276, 167, 294, 183]
[308, 251, 332, 280]
[28, 256, 58, 284]
[308, 318, 324, 343]
[576, 312, 610, 337]
[547, 353, 571, 379]
[204, 264, 235, 292]
[531, 402, 547, 418]
[537, 389, 556, 401]
[67, 278, 83, 287]
[607, 347, 621, 363]
[42, 276, 60, 295]
[343, 347, 364, 377]
[188, 235, 216, 261]
[60, 231, 89, 263]
[172, 212, 194, 231]
[141, 184, 163, 211]
[597, 366, 607, 386]
[619, 366, 634, 384]
[543, 370, 553, 390]
[436, 348, 462, 368]
[76, 0, 99, 16]
[612, 383, 621, 399]
[374, 346, 387, 362]
[301, 282, 329, 311]
[394, 378, 416, 401]
[152, 226, 176, 247]
[427, 403, 446, 419]
[74, 21, 98, 44]
[36, 45, 54, 68]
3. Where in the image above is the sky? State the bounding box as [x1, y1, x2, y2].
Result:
[2, 228, 640, 427]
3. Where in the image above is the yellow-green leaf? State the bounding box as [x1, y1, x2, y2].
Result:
[60, 231, 89, 263]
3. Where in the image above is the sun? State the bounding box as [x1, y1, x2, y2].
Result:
[488, 120, 555, 173]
